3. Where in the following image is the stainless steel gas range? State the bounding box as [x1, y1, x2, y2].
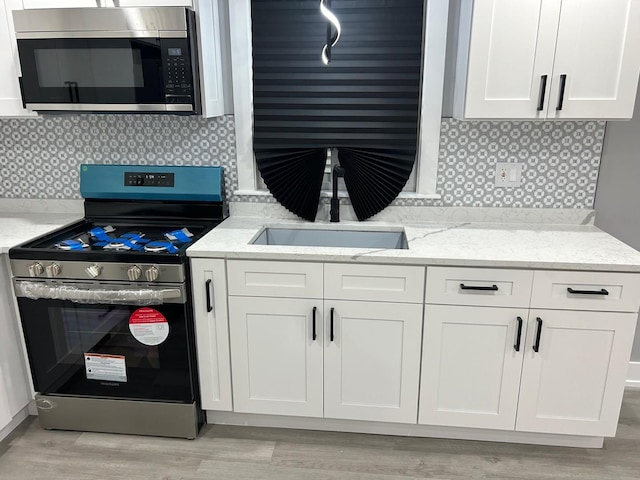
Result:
[9, 164, 227, 439]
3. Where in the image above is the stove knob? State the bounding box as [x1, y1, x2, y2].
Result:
[145, 266, 160, 282]
[46, 263, 62, 278]
[28, 262, 44, 277]
[86, 264, 102, 279]
[127, 265, 142, 281]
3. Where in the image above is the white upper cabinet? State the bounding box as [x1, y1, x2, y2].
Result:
[547, 0, 640, 119]
[455, 0, 640, 119]
[1, 1, 34, 116]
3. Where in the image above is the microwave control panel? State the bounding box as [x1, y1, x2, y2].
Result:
[161, 38, 194, 105]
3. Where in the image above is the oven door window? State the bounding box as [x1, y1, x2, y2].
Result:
[18, 38, 164, 104]
[18, 298, 194, 403]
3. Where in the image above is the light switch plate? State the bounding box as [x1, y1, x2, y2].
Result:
[495, 162, 523, 187]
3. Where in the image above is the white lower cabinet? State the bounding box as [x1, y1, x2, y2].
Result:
[191, 259, 232, 411]
[0, 366, 13, 431]
[324, 300, 423, 423]
[516, 309, 636, 437]
[418, 305, 526, 430]
[228, 296, 323, 417]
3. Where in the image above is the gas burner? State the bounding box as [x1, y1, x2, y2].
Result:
[55, 238, 90, 250]
[143, 241, 180, 254]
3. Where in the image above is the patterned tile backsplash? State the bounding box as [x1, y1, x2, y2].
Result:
[0, 115, 605, 210]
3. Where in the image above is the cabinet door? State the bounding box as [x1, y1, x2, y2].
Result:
[228, 297, 323, 417]
[22, 1, 99, 7]
[548, 0, 640, 119]
[0, 365, 12, 431]
[190, 259, 232, 411]
[1, 1, 34, 116]
[517, 309, 636, 436]
[419, 305, 526, 430]
[455, 0, 561, 119]
[324, 300, 423, 423]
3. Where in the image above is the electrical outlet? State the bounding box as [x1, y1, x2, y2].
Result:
[495, 162, 523, 187]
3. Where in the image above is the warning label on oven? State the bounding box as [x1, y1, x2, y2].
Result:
[129, 308, 170, 346]
[85, 353, 127, 383]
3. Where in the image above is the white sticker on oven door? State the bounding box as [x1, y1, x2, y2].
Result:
[85, 353, 127, 383]
[129, 307, 169, 346]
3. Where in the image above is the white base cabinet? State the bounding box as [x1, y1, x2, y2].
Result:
[517, 309, 636, 437]
[418, 305, 526, 430]
[0, 367, 13, 431]
[228, 296, 323, 417]
[324, 300, 423, 424]
[191, 259, 232, 411]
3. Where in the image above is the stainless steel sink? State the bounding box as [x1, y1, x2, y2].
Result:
[251, 227, 408, 249]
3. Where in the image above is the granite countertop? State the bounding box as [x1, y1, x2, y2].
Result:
[0, 213, 81, 254]
[187, 216, 640, 272]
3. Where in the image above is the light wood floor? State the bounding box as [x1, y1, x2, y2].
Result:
[1, 390, 640, 480]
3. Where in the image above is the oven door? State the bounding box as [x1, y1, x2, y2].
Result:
[17, 37, 168, 111]
[14, 280, 196, 403]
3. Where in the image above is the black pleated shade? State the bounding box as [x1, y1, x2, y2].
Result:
[338, 148, 415, 221]
[252, 0, 423, 221]
[256, 148, 327, 221]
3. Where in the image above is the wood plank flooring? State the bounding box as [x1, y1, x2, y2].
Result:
[1, 390, 640, 480]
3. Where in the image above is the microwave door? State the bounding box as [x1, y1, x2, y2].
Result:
[17, 38, 166, 111]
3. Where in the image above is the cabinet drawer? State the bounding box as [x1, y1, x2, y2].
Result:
[426, 267, 533, 307]
[227, 260, 323, 299]
[531, 271, 640, 312]
[324, 264, 425, 303]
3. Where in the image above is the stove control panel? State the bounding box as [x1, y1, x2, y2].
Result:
[124, 172, 175, 188]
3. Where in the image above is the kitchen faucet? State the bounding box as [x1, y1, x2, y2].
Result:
[330, 164, 345, 222]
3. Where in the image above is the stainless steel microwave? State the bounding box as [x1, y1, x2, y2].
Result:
[12, 7, 201, 114]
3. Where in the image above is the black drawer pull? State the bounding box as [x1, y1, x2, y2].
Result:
[567, 287, 609, 296]
[533, 317, 543, 353]
[537, 75, 548, 111]
[330, 307, 335, 342]
[514, 316, 523, 352]
[312, 307, 317, 341]
[556, 74, 567, 111]
[460, 283, 498, 291]
[205, 279, 213, 312]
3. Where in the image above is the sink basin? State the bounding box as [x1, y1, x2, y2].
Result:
[251, 227, 408, 249]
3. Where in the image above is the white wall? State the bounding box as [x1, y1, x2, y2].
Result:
[594, 93, 640, 361]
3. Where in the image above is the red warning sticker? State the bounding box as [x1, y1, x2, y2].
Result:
[129, 308, 169, 346]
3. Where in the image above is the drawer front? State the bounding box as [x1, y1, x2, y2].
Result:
[324, 263, 425, 303]
[531, 271, 640, 312]
[227, 260, 323, 299]
[426, 267, 533, 307]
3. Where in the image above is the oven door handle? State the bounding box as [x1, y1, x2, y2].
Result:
[14, 281, 184, 305]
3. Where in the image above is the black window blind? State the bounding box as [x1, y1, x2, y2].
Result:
[252, 0, 424, 221]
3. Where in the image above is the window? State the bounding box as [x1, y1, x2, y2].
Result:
[230, 0, 447, 213]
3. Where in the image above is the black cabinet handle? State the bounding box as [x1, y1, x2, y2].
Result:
[330, 307, 335, 342]
[514, 316, 523, 352]
[567, 287, 609, 296]
[533, 317, 543, 353]
[537, 75, 548, 111]
[312, 307, 317, 341]
[460, 283, 498, 291]
[556, 74, 567, 111]
[205, 279, 213, 313]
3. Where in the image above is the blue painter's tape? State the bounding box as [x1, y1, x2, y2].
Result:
[165, 229, 192, 243]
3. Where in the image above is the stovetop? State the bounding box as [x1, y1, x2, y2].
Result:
[10, 218, 219, 264]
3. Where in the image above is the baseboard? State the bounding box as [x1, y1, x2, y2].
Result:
[0, 406, 31, 443]
[626, 361, 640, 389]
[206, 411, 604, 449]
